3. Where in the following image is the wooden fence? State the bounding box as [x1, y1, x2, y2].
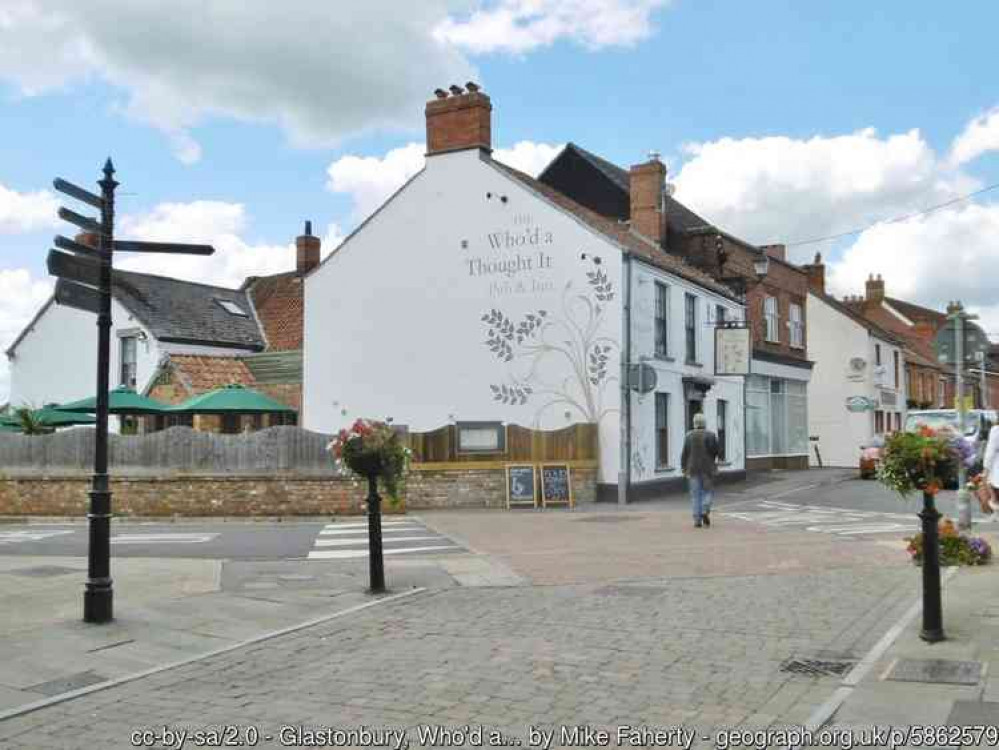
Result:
[407, 423, 597, 464]
[0, 423, 598, 476]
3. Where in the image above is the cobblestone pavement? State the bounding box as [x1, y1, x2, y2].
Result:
[0, 565, 917, 750]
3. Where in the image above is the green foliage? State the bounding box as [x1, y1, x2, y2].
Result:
[877, 428, 957, 497]
[328, 419, 412, 504]
[13, 407, 52, 436]
[906, 519, 992, 566]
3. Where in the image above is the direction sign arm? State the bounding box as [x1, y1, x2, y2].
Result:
[112, 240, 214, 256]
[54, 234, 103, 259]
[53, 178, 105, 211]
[58, 207, 103, 234]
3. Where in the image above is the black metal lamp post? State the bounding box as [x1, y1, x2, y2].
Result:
[919, 489, 945, 642]
[365, 473, 386, 594]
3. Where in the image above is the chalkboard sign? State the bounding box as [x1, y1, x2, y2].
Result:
[506, 464, 537, 508]
[540, 464, 573, 508]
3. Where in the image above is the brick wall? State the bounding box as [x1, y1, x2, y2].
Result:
[675, 234, 809, 363]
[0, 466, 598, 516]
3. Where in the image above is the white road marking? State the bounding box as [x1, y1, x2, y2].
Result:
[308, 545, 459, 560]
[313, 535, 439, 547]
[110, 533, 218, 544]
[318, 526, 424, 536]
[0, 530, 75, 544]
[320, 521, 417, 530]
[721, 501, 921, 537]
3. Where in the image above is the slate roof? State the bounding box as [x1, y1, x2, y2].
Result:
[113, 270, 265, 350]
[548, 143, 715, 232]
[243, 272, 304, 351]
[491, 159, 740, 301]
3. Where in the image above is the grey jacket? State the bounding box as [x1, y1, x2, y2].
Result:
[681, 429, 720, 488]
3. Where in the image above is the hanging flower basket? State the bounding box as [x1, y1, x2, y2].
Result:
[876, 426, 969, 497]
[328, 418, 412, 501]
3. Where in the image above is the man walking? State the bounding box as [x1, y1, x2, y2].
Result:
[681, 412, 720, 528]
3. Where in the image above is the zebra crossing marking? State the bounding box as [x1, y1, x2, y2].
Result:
[307, 519, 463, 560]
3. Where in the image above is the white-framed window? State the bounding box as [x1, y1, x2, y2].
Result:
[789, 303, 803, 348]
[655, 393, 670, 469]
[684, 293, 697, 362]
[764, 296, 779, 343]
[654, 282, 669, 358]
[120, 336, 137, 388]
[457, 422, 506, 453]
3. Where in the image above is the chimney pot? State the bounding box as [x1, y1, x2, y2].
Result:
[425, 85, 492, 156]
[296, 220, 321, 275]
[803, 252, 826, 295]
[865, 273, 885, 303]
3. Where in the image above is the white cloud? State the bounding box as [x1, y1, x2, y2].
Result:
[116, 201, 341, 288]
[827, 203, 999, 325]
[0, 183, 58, 234]
[0, 268, 55, 401]
[434, 0, 669, 54]
[0, 0, 477, 163]
[326, 140, 563, 220]
[672, 128, 977, 263]
[950, 107, 999, 167]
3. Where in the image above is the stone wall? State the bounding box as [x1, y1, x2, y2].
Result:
[0, 463, 599, 516]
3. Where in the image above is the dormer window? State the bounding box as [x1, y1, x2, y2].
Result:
[215, 298, 248, 317]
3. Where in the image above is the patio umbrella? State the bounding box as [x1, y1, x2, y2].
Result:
[56, 386, 170, 415]
[169, 384, 296, 414]
[2, 405, 96, 429]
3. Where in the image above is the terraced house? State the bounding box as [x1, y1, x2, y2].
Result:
[538, 144, 812, 470]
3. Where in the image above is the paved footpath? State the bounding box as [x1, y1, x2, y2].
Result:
[0, 566, 915, 749]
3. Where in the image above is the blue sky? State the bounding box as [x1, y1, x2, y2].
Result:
[2, 0, 999, 397]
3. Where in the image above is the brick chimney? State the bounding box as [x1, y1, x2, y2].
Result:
[865, 273, 885, 304]
[425, 83, 492, 156]
[296, 221, 321, 275]
[803, 252, 825, 295]
[761, 244, 786, 262]
[629, 155, 667, 244]
[75, 231, 100, 249]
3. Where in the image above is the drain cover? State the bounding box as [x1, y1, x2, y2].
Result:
[7, 565, 81, 578]
[886, 658, 983, 685]
[780, 658, 854, 677]
[574, 515, 639, 523]
[594, 584, 670, 597]
[27, 670, 107, 696]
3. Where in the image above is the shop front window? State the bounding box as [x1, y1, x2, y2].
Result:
[746, 375, 771, 457]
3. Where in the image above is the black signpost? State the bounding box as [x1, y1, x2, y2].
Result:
[49, 160, 214, 624]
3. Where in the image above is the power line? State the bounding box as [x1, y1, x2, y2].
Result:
[785, 182, 999, 248]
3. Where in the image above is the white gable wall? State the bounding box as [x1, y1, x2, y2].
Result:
[8, 298, 161, 410]
[305, 149, 624, 481]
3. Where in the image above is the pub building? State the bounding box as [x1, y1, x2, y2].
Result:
[303, 86, 747, 501]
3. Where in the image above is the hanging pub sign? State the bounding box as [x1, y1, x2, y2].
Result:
[715, 325, 751, 376]
[506, 464, 537, 509]
[540, 464, 573, 508]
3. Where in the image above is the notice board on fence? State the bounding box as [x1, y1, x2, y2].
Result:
[506, 464, 537, 509]
[540, 464, 573, 508]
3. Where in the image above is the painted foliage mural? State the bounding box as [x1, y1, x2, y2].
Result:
[481, 254, 619, 425]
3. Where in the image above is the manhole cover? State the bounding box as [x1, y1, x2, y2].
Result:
[886, 658, 983, 685]
[27, 670, 107, 696]
[780, 658, 854, 677]
[6, 565, 81, 578]
[593, 584, 670, 597]
[574, 515, 639, 523]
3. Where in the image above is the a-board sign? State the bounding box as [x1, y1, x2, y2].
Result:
[540, 464, 573, 508]
[506, 465, 537, 509]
